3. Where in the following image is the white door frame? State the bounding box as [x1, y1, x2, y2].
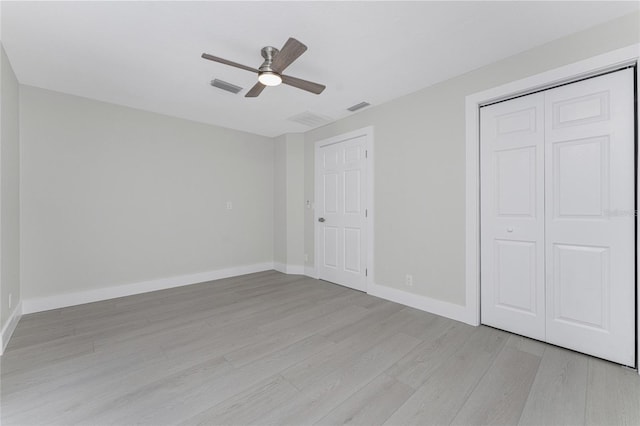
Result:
[465, 44, 640, 370]
[314, 126, 374, 292]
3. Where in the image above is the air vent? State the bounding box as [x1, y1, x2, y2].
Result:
[347, 101, 371, 112]
[287, 111, 333, 127]
[210, 79, 243, 94]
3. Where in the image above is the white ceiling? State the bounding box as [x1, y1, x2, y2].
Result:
[2, 1, 638, 137]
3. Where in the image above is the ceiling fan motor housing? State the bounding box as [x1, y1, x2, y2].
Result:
[259, 46, 279, 73]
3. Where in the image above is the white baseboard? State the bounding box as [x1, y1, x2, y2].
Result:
[368, 282, 473, 325]
[274, 262, 287, 274]
[274, 262, 305, 275]
[304, 266, 318, 279]
[286, 265, 304, 275]
[22, 262, 275, 314]
[1, 301, 22, 355]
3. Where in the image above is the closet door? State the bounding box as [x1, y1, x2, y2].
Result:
[544, 69, 635, 366]
[480, 92, 546, 340]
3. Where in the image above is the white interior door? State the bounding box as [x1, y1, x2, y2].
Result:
[316, 135, 367, 292]
[480, 92, 546, 340]
[481, 68, 636, 366]
[544, 69, 635, 366]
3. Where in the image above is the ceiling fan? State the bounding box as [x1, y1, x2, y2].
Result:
[201, 37, 326, 98]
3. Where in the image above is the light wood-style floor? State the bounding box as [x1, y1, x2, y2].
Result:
[1, 271, 639, 425]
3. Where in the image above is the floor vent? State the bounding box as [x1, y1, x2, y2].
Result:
[210, 79, 243, 94]
[287, 111, 333, 127]
[347, 101, 371, 112]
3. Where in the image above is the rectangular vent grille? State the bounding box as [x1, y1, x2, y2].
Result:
[287, 111, 333, 127]
[347, 101, 371, 112]
[210, 79, 243, 94]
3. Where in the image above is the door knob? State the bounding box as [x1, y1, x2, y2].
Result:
[318, 217, 325, 223]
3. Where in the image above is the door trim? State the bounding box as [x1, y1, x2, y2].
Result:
[314, 126, 374, 292]
[465, 44, 640, 370]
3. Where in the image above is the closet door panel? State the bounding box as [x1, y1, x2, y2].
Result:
[545, 69, 635, 366]
[480, 92, 546, 340]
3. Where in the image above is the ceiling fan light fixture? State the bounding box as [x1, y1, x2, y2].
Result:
[258, 71, 282, 86]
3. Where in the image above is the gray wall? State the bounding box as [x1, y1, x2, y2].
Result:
[273, 134, 287, 265]
[304, 11, 640, 306]
[285, 133, 305, 270]
[273, 133, 305, 270]
[20, 86, 274, 300]
[0, 43, 20, 329]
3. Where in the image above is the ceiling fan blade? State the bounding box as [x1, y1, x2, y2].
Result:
[201, 53, 259, 74]
[281, 74, 326, 95]
[245, 82, 266, 98]
[271, 38, 308, 73]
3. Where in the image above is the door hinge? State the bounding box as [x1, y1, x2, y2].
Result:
[365, 268, 368, 277]
[365, 209, 368, 218]
[365, 150, 368, 158]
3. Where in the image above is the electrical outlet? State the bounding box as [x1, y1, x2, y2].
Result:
[405, 274, 413, 287]
[8, 293, 12, 309]
[226, 201, 233, 210]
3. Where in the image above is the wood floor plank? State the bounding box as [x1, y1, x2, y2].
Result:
[13, 309, 63, 327]
[386, 319, 474, 389]
[4, 319, 76, 350]
[260, 332, 421, 424]
[1, 334, 95, 375]
[63, 356, 235, 425]
[451, 345, 541, 426]
[585, 357, 640, 426]
[158, 298, 362, 365]
[224, 304, 369, 368]
[518, 346, 588, 425]
[393, 307, 452, 341]
[1, 345, 164, 408]
[93, 314, 210, 354]
[3, 354, 233, 425]
[505, 333, 547, 357]
[110, 334, 336, 425]
[320, 300, 404, 343]
[315, 373, 414, 426]
[256, 290, 359, 335]
[384, 326, 509, 426]
[181, 374, 299, 425]
[281, 306, 420, 390]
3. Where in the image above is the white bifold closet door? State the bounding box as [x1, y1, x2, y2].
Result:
[480, 92, 546, 341]
[481, 68, 635, 366]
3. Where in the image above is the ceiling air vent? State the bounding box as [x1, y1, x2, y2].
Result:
[347, 101, 371, 112]
[287, 111, 333, 127]
[210, 79, 243, 94]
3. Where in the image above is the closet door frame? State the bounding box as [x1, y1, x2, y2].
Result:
[465, 44, 640, 371]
